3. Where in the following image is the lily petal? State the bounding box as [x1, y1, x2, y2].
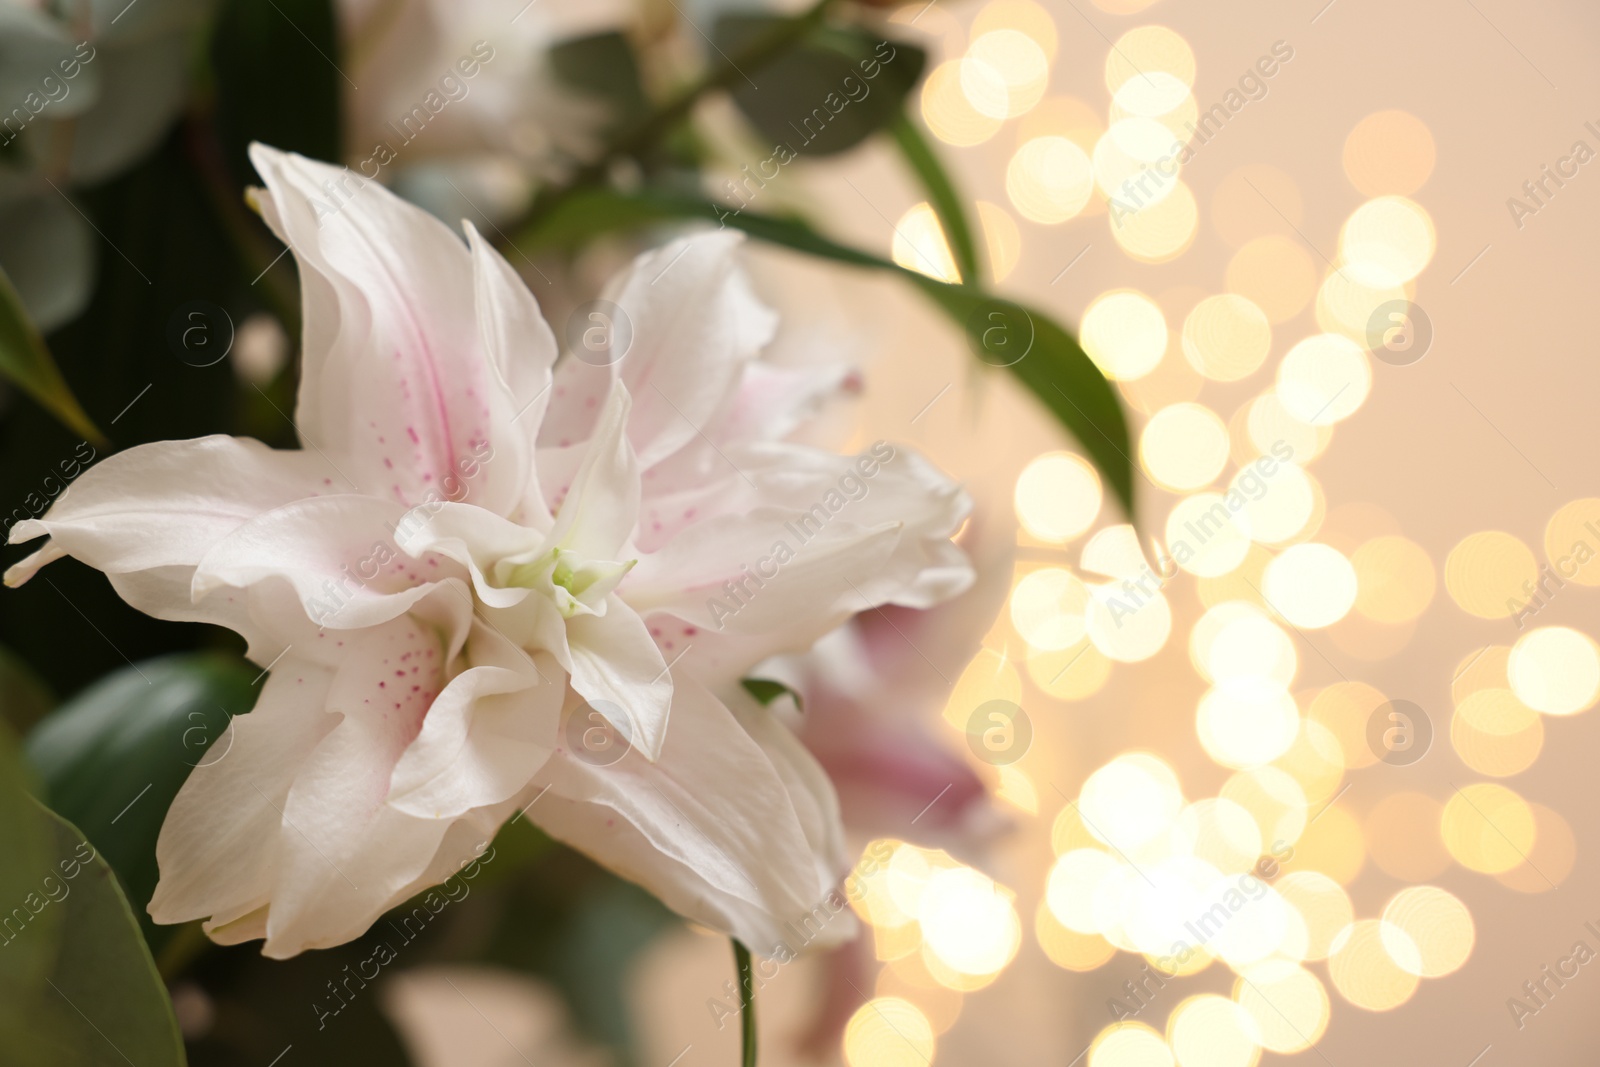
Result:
[387, 623, 560, 819]
[529, 674, 853, 957]
[149, 659, 338, 929]
[263, 614, 456, 955]
[565, 598, 671, 761]
[5, 435, 336, 584]
[248, 144, 512, 507]
[192, 494, 462, 632]
[548, 383, 639, 561]
[465, 222, 557, 522]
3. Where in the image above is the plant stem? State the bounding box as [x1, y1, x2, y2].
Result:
[520, 0, 838, 231]
[734, 940, 758, 1067]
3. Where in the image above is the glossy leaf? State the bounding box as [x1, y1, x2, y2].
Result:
[0, 263, 103, 444]
[549, 32, 650, 135]
[27, 653, 259, 948]
[714, 16, 925, 157]
[0, 726, 185, 1066]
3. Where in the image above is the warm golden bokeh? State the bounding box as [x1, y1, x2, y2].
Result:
[1342, 109, 1436, 196]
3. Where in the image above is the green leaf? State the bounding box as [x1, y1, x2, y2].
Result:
[26, 653, 259, 950]
[904, 279, 1135, 517]
[0, 726, 185, 1066]
[549, 32, 650, 135]
[0, 263, 104, 444]
[713, 16, 925, 157]
[517, 187, 1135, 517]
[741, 677, 802, 710]
[889, 111, 980, 284]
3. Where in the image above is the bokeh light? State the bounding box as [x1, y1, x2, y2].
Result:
[1328, 920, 1420, 1011]
[1008, 136, 1095, 223]
[1233, 961, 1329, 1053]
[1445, 531, 1539, 619]
[1442, 782, 1536, 874]
[922, 60, 1004, 146]
[1508, 626, 1600, 715]
[1082, 291, 1168, 381]
[1168, 994, 1262, 1067]
[1181, 295, 1271, 382]
[1343, 110, 1436, 196]
[1262, 543, 1357, 628]
[843, 997, 936, 1066]
[1226, 236, 1318, 323]
[1141, 403, 1230, 491]
[1016, 451, 1102, 542]
[891, 202, 961, 283]
[1276, 334, 1371, 425]
[1381, 886, 1474, 978]
[962, 30, 1049, 120]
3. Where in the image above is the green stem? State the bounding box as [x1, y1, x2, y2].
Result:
[734, 940, 757, 1067]
[889, 111, 980, 284]
[520, 0, 839, 231]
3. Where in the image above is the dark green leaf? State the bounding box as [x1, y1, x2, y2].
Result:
[517, 187, 1135, 517]
[714, 17, 925, 156]
[905, 278, 1135, 517]
[0, 726, 185, 1066]
[741, 677, 802, 710]
[549, 32, 650, 135]
[27, 653, 259, 950]
[890, 112, 979, 283]
[0, 263, 104, 444]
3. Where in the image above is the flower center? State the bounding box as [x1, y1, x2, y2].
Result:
[503, 547, 635, 619]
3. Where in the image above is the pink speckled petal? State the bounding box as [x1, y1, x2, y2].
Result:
[249, 145, 501, 507]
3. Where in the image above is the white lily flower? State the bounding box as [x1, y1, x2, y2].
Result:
[5, 144, 973, 959]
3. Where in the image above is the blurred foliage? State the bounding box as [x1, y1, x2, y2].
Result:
[0, 725, 185, 1066]
[27, 654, 257, 953]
[0, 264, 103, 445]
[713, 16, 925, 157]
